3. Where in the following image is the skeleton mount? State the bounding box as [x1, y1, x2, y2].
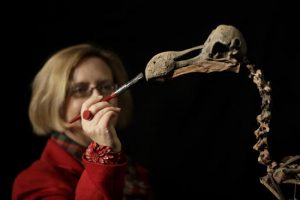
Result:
[145, 24, 300, 200]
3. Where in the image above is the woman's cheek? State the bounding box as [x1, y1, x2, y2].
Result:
[65, 99, 84, 123]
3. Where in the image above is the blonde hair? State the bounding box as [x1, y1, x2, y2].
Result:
[29, 43, 133, 135]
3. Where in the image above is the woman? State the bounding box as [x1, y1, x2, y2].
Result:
[12, 43, 153, 200]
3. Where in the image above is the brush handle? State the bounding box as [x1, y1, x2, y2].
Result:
[68, 93, 117, 123]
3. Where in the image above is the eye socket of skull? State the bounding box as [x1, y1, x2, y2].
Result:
[230, 38, 241, 50]
[211, 42, 230, 59]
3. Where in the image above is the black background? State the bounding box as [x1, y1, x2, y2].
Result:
[1, 0, 299, 199]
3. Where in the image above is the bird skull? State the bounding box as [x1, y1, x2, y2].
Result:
[200, 24, 247, 60]
[145, 24, 247, 81]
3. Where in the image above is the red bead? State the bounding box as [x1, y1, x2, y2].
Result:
[83, 110, 93, 120]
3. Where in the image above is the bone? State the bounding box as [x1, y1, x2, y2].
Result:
[144, 24, 300, 200]
[145, 24, 247, 81]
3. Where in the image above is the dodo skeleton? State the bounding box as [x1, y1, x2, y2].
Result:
[144, 24, 300, 200]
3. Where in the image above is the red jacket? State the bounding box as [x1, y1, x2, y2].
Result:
[12, 138, 127, 200]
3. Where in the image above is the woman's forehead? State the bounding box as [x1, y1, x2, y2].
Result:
[71, 57, 113, 82]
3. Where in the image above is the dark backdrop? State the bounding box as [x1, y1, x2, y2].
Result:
[1, 1, 299, 199]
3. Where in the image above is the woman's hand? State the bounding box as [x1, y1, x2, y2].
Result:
[81, 95, 121, 152]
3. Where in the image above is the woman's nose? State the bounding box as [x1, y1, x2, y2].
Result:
[90, 87, 101, 96]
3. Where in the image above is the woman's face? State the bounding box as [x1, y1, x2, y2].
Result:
[65, 56, 118, 130]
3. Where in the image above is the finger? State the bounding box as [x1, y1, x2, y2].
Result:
[81, 96, 105, 120]
[92, 107, 121, 125]
[98, 110, 119, 129]
[82, 108, 120, 139]
[84, 101, 119, 121]
[86, 101, 111, 117]
[81, 95, 103, 112]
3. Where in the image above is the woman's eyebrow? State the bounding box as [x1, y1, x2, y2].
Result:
[70, 78, 114, 86]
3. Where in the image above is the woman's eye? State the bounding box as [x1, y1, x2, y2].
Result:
[74, 87, 86, 93]
[70, 86, 89, 96]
